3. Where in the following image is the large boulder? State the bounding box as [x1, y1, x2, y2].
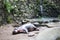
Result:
[46, 22, 60, 28]
[35, 27, 60, 40]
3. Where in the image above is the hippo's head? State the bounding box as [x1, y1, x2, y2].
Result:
[12, 30, 19, 35]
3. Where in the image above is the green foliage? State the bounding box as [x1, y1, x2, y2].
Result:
[58, 15, 60, 19]
[3, 0, 14, 13]
[7, 16, 13, 23]
[43, 0, 48, 4]
[3, 0, 60, 23]
[14, 0, 18, 2]
[3, 0, 15, 23]
[43, 0, 60, 17]
[36, 0, 40, 5]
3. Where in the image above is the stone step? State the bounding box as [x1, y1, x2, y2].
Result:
[0, 12, 5, 14]
[0, 9, 4, 12]
[0, 10, 5, 13]
[0, 13, 4, 15]
[0, 3, 2, 6]
[0, 6, 3, 8]
[0, 12, 3, 14]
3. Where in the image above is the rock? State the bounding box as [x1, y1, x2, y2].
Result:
[39, 27, 48, 30]
[35, 27, 60, 40]
[21, 20, 30, 24]
[46, 22, 60, 28]
[33, 31, 39, 34]
[32, 22, 40, 27]
[28, 32, 35, 37]
[33, 22, 39, 25]
[51, 19, 60, 22]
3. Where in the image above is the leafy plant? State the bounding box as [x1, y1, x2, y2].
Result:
[43, 0, 60, 17]
[3, 0, 14, 23]
[3, 0, 14, 13]
[7, 16, 13, 23]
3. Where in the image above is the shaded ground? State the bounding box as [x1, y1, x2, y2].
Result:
[0, 22, 60, 40]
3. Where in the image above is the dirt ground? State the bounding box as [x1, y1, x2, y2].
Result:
[0, 24, 40, 40]
[0, 22, 60, 40]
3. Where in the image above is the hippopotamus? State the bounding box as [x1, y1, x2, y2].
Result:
[12, 23, 39, 35]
